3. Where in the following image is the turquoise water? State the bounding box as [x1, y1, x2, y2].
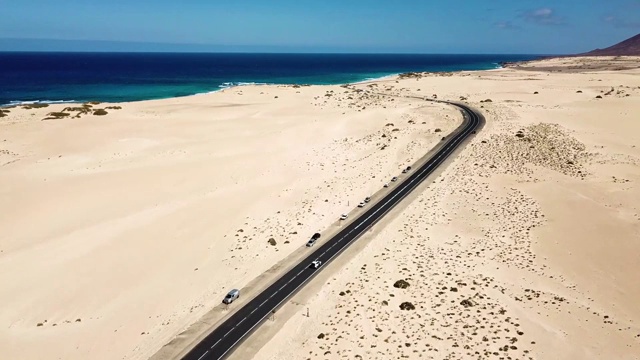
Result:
[0, 53, 540, 105]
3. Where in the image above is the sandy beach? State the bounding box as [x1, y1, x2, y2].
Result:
[1, 56, 639, 360]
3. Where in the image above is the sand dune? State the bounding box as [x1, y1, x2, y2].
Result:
[252, 57, 640, 360]
[1, 57, 639, 360]
[0, 83, 458, 360]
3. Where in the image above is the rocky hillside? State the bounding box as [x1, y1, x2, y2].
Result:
[581, 33, 640, 56]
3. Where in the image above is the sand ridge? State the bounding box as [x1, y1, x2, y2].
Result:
[0, 82, 459, 360]
[252, 57, 640, 360]
[1, 56, 639, 360]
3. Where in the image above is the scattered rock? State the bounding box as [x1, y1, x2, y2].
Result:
[393, 279, 410, 289]
[268, 238, 277, 246]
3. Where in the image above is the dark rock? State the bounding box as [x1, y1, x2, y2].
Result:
[268, 238, 277, 246]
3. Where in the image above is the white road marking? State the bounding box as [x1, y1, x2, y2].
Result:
[197, 350, 210, 360]
[202, 100, 481, 360]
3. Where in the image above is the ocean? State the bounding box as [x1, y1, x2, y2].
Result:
[0, 53, 540, 106]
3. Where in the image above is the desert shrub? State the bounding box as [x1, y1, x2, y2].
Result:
[93, 109, 108, 116]
[47, 112, 70, 118]
[399, 302, 415, 310]
[393, 280, 410, 289]
[23, 103, 49, 109]
[64, 106, 92, 115]
[105, 106, 122, 110]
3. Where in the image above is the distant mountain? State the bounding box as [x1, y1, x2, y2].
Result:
[581, 33, 640, 56]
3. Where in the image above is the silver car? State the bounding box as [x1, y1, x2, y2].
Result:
[222, 289, 240, 304]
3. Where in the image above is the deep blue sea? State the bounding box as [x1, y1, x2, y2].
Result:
[0, 53, 540, 105]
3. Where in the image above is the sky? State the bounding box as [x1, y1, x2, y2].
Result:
[0, 0, 639, 54]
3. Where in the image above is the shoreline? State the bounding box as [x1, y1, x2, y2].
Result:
[1, 60, 514, 108]
[1, 56, 638, 360]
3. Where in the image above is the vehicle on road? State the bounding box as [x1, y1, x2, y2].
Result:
[310, 260, 322, 269]
[383, 183, 389, 188]
[340, 214, 348, 220]
[406, 166, 412, 171]
[364, 196, 371, 203]
[306, 232, 321, 247]
[222, 289, 240, 304]
[391, 177, 398, 182]
[358, 201, 366, 208]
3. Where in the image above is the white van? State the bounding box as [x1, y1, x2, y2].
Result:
[223, 289, 240, 304]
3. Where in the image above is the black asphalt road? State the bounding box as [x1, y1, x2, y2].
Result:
[182, 99, 484, 360]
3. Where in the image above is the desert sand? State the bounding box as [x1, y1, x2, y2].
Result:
[251, 57, 640, 360]
[1, 56, 639, 360]
[0, 80, 459, 359]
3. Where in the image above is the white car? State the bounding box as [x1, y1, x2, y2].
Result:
[310, 260, 322, 269]
[340, 214, 348, 220]
[383, 183, 390, 188]
[391, 177, 398, 182]
[358, 201, 366, 208]
[364, 197, 371, 203]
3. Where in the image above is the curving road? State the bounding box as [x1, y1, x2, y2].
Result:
[181, 98, 484, 360]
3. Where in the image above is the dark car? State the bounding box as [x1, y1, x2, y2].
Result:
[307, 233, 321, 247]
